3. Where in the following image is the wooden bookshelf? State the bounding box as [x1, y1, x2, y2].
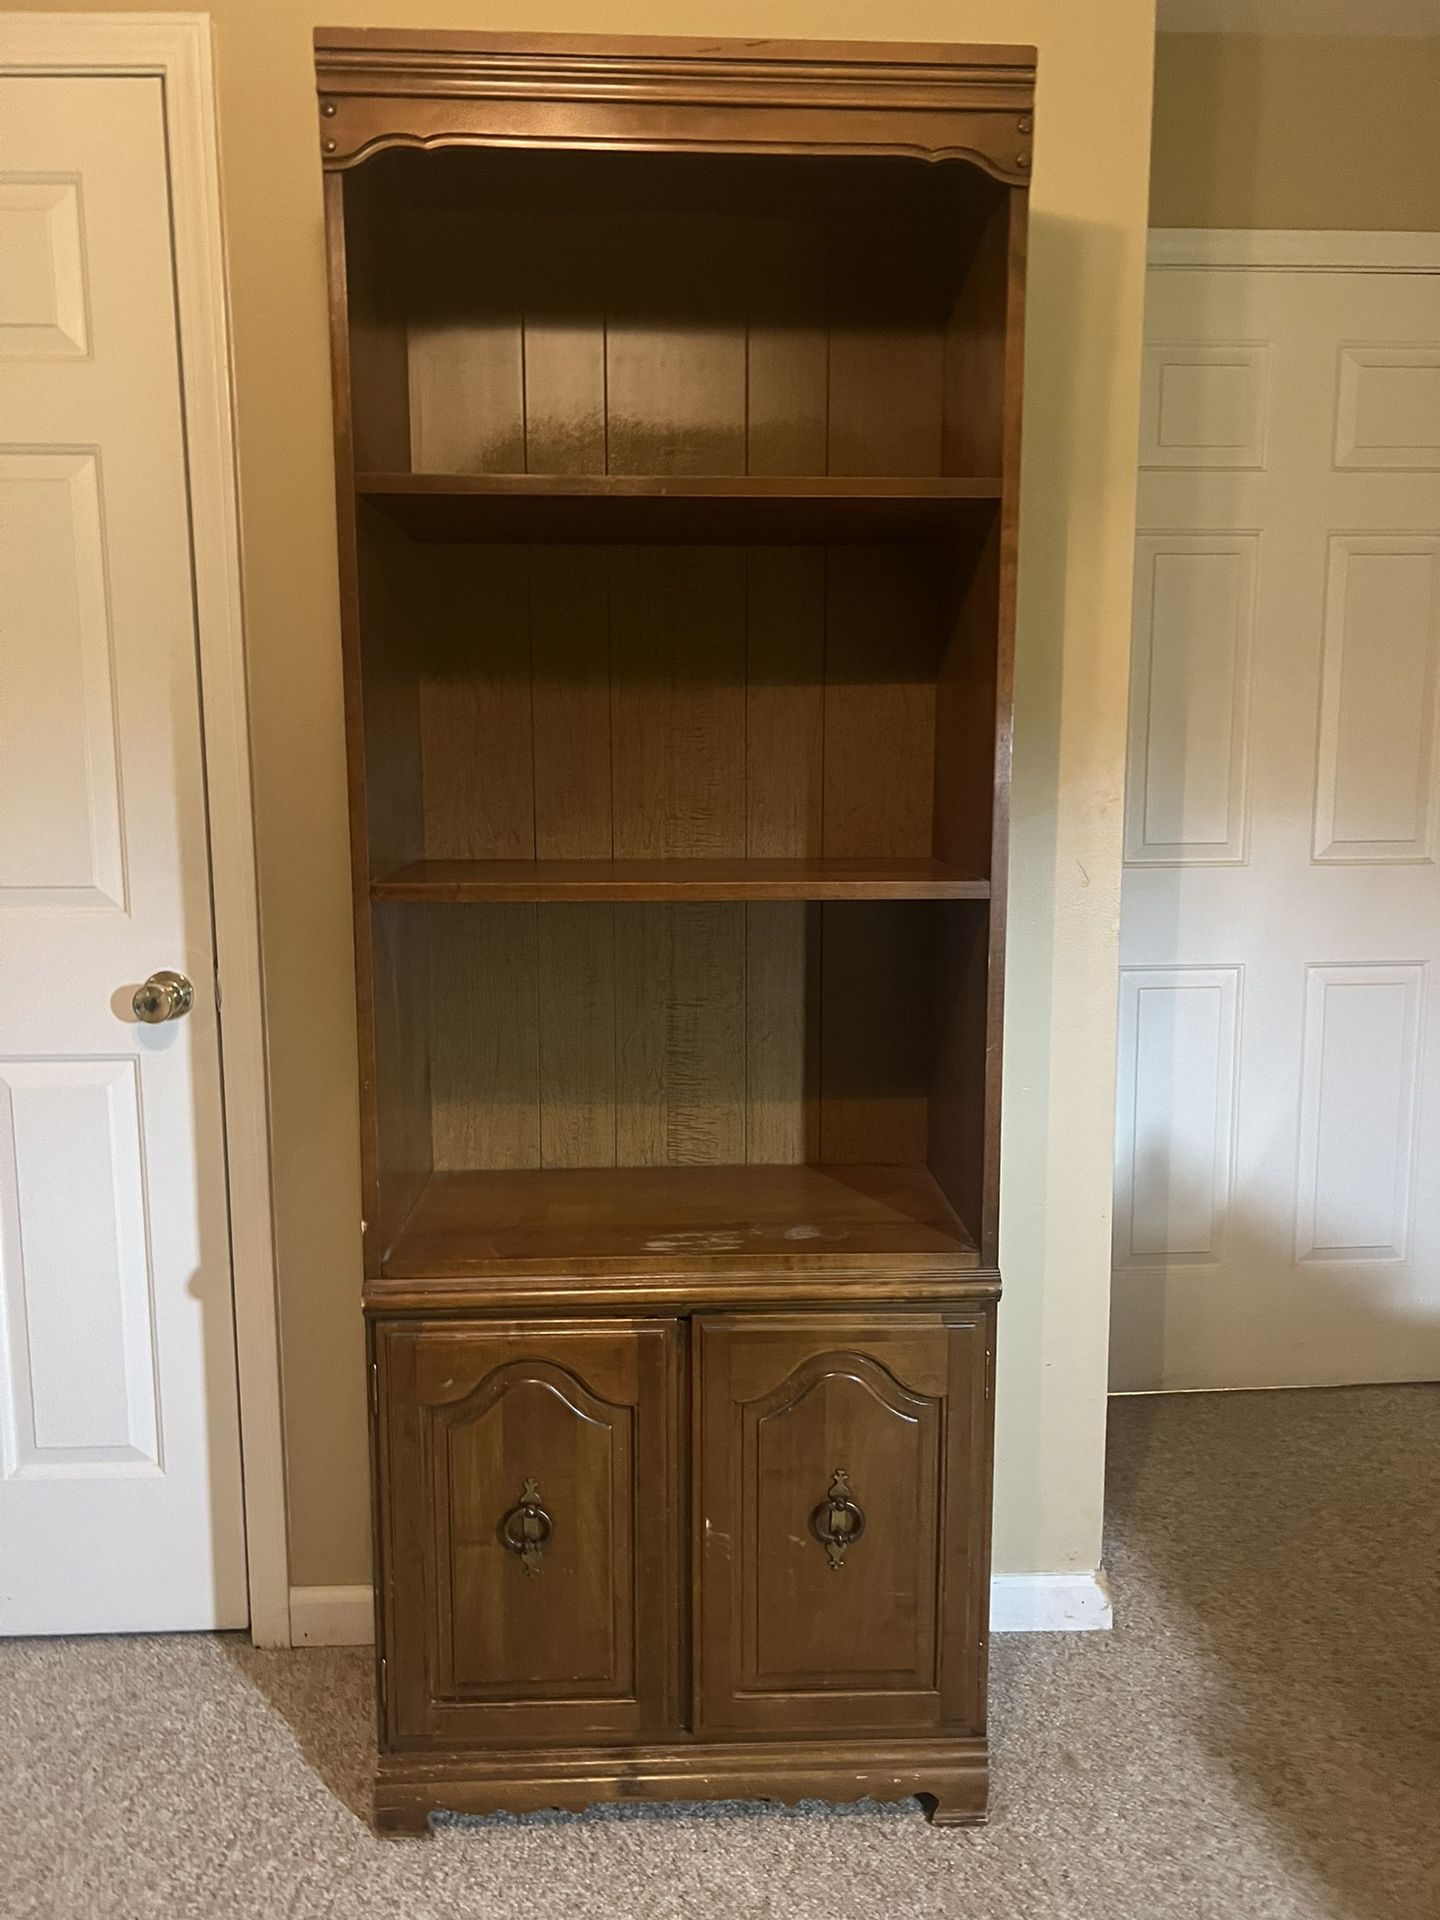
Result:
[321, 26, 1030, 1836]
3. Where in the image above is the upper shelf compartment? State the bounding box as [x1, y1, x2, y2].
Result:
[358, 473, 1002, 545]
[340, 147, 1017, 489]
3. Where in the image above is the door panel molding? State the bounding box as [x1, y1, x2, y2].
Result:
[1125, 532, 1258, 865]
[0, 1056, 161, 1478]
[1313, 534, 1440, 863]
[0, 15, 287, 1642]
[0, 449, 127, 910]
[1294, 962, 1426, 1265]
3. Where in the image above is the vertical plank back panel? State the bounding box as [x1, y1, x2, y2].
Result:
[421, 900, 840, 1172]
[429, 903, 540, 1170]
[744, 903, 820, 1165]
[418, 546, 534, 860]
[520, 208, 609, 475]
[530, 547, 613, 859]
[409, 541, 957, 873]
[613, 904, 747, 1167]
[827, 200, 947, 477]
[609, 549, 747, 859]
[406, 208, 525, 475]
[744, 213, 829, 476]
[606, 209, 748, 477]
[745, 548, 825, 858]
[537, 903, 618, 1167]
[344, 174, 413, 473]
[822, 547, 940, 858]
[819, 903, 933, 1165]
[389, 153, 1009, 486]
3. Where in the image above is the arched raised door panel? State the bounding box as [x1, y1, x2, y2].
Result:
[696, 1312, 991, 1736]
[375, 1321, 680, 1746]
[430, 1361, 630, 1700]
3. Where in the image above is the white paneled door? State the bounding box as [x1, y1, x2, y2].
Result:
[1114, 242, 1440, 1391]
[0, 75, 247, 1629]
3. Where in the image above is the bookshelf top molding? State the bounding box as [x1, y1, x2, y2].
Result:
[313, 29, 1037, 184]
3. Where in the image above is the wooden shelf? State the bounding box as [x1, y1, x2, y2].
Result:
[371, 857, 990, 904]
[357, 472, 1002, 545]
[382, 1163, 980, 1278]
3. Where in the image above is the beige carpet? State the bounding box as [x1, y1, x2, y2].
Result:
[3, 1386, 1437, 1920]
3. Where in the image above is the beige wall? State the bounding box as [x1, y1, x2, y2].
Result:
[1151, 32, 1440, 230]
[29, 0, 1157, 1593]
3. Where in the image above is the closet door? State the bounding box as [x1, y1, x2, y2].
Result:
[694, 1310, 991, 1737]
[376, 1317, 681, 1747]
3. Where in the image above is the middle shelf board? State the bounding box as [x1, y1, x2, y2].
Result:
[370, 858, 991, 905]
[357, 472, 1003, 545]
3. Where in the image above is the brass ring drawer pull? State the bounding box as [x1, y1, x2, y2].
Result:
[810, 1468, 865, 1571]
[500, 1477, 553, 1575]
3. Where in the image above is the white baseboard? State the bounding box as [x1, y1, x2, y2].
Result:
[287, 1573, 1112, 1647]
[288, 1584, 374, 1647]
[990, 1570, 1112, 1632]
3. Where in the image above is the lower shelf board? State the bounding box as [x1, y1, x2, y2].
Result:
[381, 1163, 979, 1278]
[370, 855, 989, 903]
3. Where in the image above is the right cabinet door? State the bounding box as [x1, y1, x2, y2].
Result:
[695, 1308, 993, 1737]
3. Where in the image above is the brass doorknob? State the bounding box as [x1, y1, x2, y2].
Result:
[132, 970, 194, 1023]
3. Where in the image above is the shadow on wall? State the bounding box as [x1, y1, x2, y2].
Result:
[1106, 1382, 1440, 1920]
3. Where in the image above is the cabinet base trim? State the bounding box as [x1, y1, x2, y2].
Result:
[373, 1736, 988, 1833]
[990, 1570, 1112, 1632]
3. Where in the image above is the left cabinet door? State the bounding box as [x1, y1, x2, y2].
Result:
[375, 1317, 681, 1747]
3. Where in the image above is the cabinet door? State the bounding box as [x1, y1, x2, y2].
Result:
[376, 1318, 680, 1747]
[695, 1310, 991, 1736]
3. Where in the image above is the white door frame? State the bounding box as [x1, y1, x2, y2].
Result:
[0, 13, 289, 1644]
